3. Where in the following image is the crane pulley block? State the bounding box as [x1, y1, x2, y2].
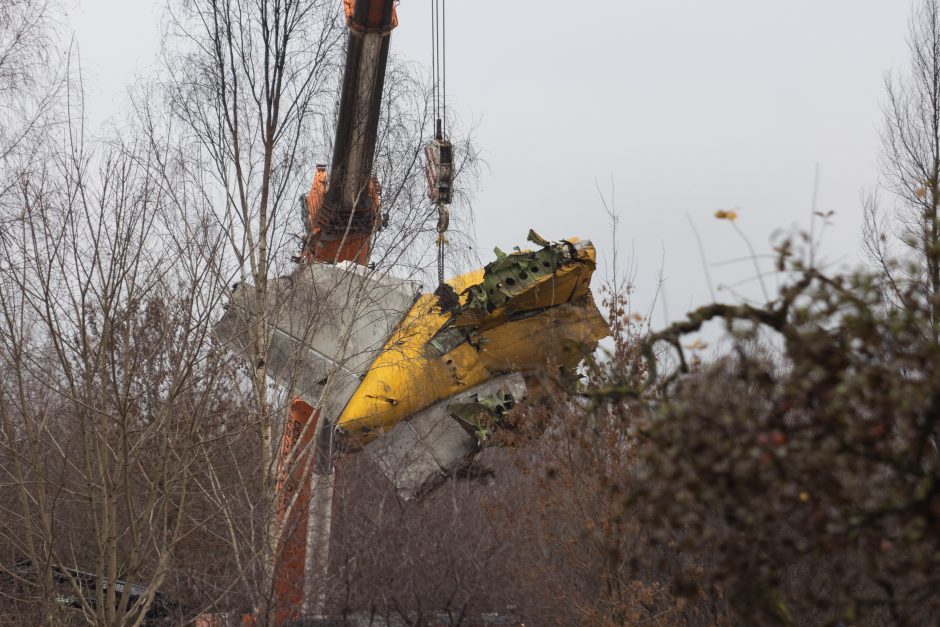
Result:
[424, 136, 454, 206]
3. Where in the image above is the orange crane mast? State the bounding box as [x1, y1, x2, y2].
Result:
[276, 0, 400, 620]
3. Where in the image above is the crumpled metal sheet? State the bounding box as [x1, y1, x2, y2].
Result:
[213, 262, 421, 414]
[365, 373, 527, 499]
[447, 383, 519, 443]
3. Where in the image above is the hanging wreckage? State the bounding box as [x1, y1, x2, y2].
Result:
[215, 232, 609, 497]
[211, 0, 610, 621]
[213, 232, 609, 621]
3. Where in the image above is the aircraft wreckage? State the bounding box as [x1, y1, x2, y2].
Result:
[215, 231, 610, 499]
[213, 231, 610, 621]
[209, 0, 610, 620]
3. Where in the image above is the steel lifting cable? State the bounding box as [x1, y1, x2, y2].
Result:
[430, 0, 448, 286]
[429, 0, 446, 131]
[430, 0, 437, 124]
[437, 0, 441, 126]
[442, 0, 446, 137]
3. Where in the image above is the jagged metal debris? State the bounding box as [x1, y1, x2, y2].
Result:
[365, 374, 527, 499]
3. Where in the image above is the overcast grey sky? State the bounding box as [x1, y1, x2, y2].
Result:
[70, 1, 913, 326]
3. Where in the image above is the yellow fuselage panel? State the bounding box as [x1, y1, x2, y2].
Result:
[335, 241, 609, 445]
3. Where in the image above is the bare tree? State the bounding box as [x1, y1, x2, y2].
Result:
[155, 3, 349, 616]
[161, 0, 343, 488]
[152, 0, 480, 620]
[0, 93, 242, 624]
[0, 0, 62, 221]
[866, 0, 940, 330]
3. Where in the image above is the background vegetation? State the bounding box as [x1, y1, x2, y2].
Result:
[3, 0, 940, 625]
